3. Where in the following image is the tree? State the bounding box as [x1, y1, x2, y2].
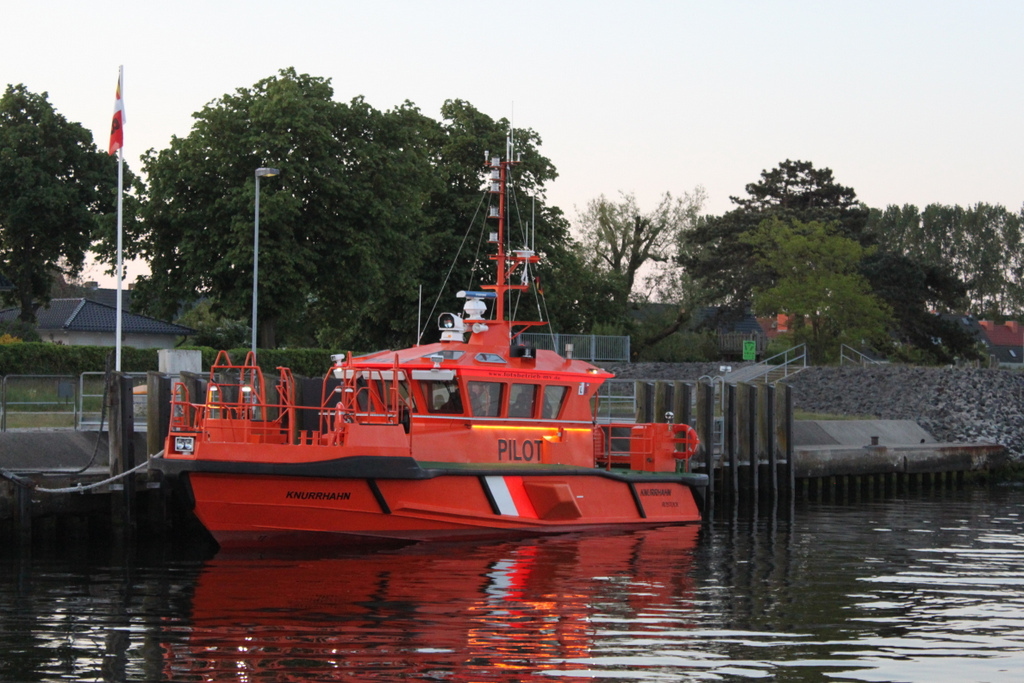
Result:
[572, 189, 706, 356]
[136, 69, 441, 349]
[137, 75, 585, 351]
[681, 160, 868, 313]
[859, 251, 980, 363]
[867, 202, 1024, 317]
[575, 189, 706, 311]
[0, 84, 119, 321]
[741, 218, 892, 363]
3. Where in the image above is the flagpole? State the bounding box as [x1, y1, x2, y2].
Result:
[115, 65, 124, 372]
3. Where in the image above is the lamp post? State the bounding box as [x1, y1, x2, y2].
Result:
[252, 167, 279, 356]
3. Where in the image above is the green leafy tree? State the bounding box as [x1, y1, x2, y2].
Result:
[681, 160, 868, 314]
[573, 189, 706, 356]
[136, 69, 440, 349]
[0, 84, 120, 321]
[867, 202, 1024, 317]
[741, 218, 892, 363]
[576, 189, 706, 309]
[174, 300, 248, 349]
[139, 74, 597, 350]
[859, 251, 980, 363]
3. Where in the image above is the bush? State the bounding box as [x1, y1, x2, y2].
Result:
[0, 343, 345, 378]
[0, 319, 41, 342]
[635, 331, 719, 362]
[0, 343, 157, 375]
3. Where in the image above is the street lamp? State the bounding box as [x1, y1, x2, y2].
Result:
[252, 166, 279, 356]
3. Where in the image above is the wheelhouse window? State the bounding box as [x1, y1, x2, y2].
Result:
[508, 383, 537, 418]
[541, 385, 568, 419]
[425, 380, 463, 414]
[357, 378, 415, 413]
[468, 381, 503, 417]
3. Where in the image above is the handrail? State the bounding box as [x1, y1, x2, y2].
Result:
[840, 344, 883, 366]
[761, 343, 808, 370]
[719, 344, 807, 384]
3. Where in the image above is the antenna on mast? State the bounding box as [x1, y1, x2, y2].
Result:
[531, 196, 536, 252]
[508, 103, 514, 160]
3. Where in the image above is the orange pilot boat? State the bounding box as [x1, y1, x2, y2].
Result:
[157, 151, 707, 548]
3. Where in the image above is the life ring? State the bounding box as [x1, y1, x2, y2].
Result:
[671, 423, 700, 459]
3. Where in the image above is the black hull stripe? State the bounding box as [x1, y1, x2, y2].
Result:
[628, 482, 647, 519]
[155, 455, 709, 488]
[368, 479, 391, 514]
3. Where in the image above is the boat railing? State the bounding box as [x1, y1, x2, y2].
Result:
[594, 423, 640, 468]
[170, 379, 296, 445]
[594, 422, 699, 472]
[168, 359, 411, 448]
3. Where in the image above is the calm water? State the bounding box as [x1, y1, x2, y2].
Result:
[2, 487, 1024, 682]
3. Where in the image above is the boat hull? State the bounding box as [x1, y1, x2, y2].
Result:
[182, 465, 705, 549]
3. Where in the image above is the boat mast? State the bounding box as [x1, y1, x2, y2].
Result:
[484, 152, 511, 322]
[483, 143, 536, 326]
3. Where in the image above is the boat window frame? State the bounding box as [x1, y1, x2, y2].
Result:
[423, 378, 464, 414]
[468, 380, 503, 418]
[507, 383, 538, 418]
[541, 385, 569, 420]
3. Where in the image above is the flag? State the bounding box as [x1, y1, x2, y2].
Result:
[108, 68, 124, 156]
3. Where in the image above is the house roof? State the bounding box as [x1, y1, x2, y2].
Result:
[978, 320, 1024, 348]
[696, 307, 766, 337]
[83, 287, 133, 311]
[0, 298, 194, 336]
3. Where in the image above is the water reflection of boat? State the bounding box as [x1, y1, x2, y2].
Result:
[163, 526, 700, 681]
[156, 147, 706, 549]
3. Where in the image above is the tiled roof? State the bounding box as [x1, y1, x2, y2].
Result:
[84, 288, 133, 311]
[978, 321, 1024, 348]
[0, 299, 194, 336]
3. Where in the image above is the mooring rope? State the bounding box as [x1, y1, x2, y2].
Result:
[0, 452, 162, 494]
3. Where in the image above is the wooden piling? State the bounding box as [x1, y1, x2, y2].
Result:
[783, 384, 795, 495]
[726, 383, 738, 499]
[109, 374, 136, 537]
[746, 384, 758, 500]
[698, 380, 715, 503]
[147, 372, 172, 457]
[653, 381, 668, 422]
[766, 384, 778, 495]
[676, 381, 693, 426]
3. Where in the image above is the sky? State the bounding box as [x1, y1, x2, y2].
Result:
[3, 0, 1023, 285]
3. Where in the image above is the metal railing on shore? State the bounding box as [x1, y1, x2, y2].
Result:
[0, 372, 148, 432]
[840, 344, 885, 366]
[520, 333, 630, 363]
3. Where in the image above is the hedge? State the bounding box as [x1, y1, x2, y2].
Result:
[0, 343, 348, 378]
